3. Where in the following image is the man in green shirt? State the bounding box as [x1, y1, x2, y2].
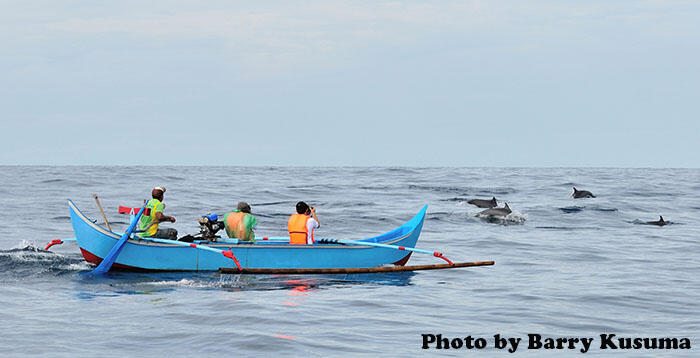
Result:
[223, 202, 258, 242]
[138, 187, 177, 240]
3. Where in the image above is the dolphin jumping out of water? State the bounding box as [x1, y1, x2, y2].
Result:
[572, 187, 596, 198]
[476, 203, 512, 219]
[646, 216, 667, 226]
[467, 197, 497, 208]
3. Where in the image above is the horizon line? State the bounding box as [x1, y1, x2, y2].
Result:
[1, 164, 698, 169]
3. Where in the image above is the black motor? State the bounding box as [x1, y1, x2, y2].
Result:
[198, 213, 225, 240]
[179, 213, 225, 242]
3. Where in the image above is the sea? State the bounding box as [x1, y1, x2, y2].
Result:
[1, 166, 698, 357]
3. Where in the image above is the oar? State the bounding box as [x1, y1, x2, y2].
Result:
[88, 203, 147, 275]
[137, 236, 242, 270]
[93, 194, 112, 231]
[317, 239, 454, 265]
[45, 238, 76, 250]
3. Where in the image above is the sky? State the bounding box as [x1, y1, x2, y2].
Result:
[1, 1, 699, 167]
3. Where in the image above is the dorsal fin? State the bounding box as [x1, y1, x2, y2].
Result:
[504, 202, 510, 210]
[659, 216, 664, 222]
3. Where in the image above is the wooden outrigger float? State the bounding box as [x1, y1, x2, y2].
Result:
[219, 261, 495, 274]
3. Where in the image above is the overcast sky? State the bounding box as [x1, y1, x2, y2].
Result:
[1, 1, 698, 167]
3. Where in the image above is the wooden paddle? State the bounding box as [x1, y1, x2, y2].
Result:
[93, 194, 112, 231]
[87, 203, 147, 275]
[316, 238, 454, 265]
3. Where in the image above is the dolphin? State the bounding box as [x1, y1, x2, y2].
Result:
[572, 187, 595, 198]
[467, 197, 497, 208]
[646, 216, 666, 226]
[477, 203, 512, 219]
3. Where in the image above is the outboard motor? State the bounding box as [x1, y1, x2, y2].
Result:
[177, 213, 226, 242]
[198, 213, 225, 240]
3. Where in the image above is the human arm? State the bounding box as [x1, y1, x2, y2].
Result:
[156, 211, 175, 223]
[245, 214, 258, 241]
[242, 214, 258, 232]
[247, 215, 258, 229]
[310, 206, 319, 228]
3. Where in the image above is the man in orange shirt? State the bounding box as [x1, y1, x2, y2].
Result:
[288, 201, 320, 244]
[223, 202, 258, 242]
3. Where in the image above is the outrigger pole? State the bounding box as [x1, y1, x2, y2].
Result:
[317, 238, 454, 265]
[219, 261, 495, 274]
[137, 236, 242, 271]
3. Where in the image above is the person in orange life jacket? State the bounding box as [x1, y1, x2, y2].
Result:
[288, 201, 320, 244]
[223, 201, 258, 242]
[137, 186, 177, 240]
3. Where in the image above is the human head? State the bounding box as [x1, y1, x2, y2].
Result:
[237, 201, 251, 213]
[152, 186, 166, 201]
[296, 201, 309, 214]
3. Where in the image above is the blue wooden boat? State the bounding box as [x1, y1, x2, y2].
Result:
[68, 199, 428, 271]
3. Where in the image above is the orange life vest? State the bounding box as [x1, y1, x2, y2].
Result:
[225, 211, 249, 239]
[288, 213, 311, 244]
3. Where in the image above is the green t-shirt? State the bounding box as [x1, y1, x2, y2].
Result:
[223, 210, 258, 241]
[138, 199, 164, 237]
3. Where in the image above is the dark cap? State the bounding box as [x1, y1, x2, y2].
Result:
[237, 202, 251, 213]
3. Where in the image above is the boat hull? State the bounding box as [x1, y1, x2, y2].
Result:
[68, 199, 426, 271]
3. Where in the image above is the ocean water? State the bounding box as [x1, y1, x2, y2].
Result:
[1, 166, 698, 357]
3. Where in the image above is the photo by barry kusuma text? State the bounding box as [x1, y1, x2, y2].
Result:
[421, 333, 692, 353]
